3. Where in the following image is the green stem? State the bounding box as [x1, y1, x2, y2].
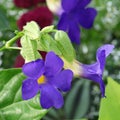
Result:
[0, 46, 5, 51]
[0, 31, 23, 51]
[51, 29, 58, 32]
[5, 31, 23, 48]
[7, 47, 22, 50]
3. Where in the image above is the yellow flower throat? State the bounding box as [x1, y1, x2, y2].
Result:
[37, 75, 46, 84]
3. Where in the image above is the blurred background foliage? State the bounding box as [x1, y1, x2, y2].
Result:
[0, 0, 120, 120]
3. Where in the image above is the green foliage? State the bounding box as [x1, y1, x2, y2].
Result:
[41, 25, 54, 33]
[0, 1, 20, 68]
[38, 29, 76, 62]
[21, 35, 41, 62]
[0, 10, 10, 31]
[23, 21, 40, 40]
[20, 21, 42, 62]
[55, 31, 76, 62]
[38, 33, 62, 55]
[0, 69, 48, 120]
[99, 77, 120, 120]
[43, 79, 91, 120]
[65, 79, 91, 119]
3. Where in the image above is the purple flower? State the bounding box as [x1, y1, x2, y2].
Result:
[22, 51, 73, 109]
[57, 0, 97, 44]
[80, 44, 114, 97]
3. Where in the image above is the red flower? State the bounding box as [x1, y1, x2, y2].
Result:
[13, 0, 46, 8]
[17, 6, 53, 30]
[14, 55, 25, 68]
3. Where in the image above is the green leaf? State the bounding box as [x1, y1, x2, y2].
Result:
[65, 79, 90, 119]
[41, 25, 54, 33]
[55, 31, 75, 62]
[21, 35, 41, 62]
[0, 10, 10, 31]
[38, 33, 61, 55]
[0, 69, 48, 120]
[99, 77, 120, 120]
[23, 21, 40, 40]
[65, 80, 83, 117]
[73, 80, 90, 119]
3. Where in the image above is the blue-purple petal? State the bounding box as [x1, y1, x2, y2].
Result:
[81, 68, 105, 97]
[22, 78, 39, 100]
[45, 51, 63, 77]
[78, 0, 92, 8]
[68, 21, 80, 44]
[81, 63, 100, 75]
[57, 12, 69, 31]
[22, 59, 45, 79]
[61, 0, 79, 12]
[96, 44, 114, 58]
[58, 0, 97, 44]
[90, 75, 105, 97]
[78, 8, 97, 29]
[50, 70, 73, 92]
[97, 50, 106, 73]
[40, 84, 64, 109]
[88, 75, 105, 97]
[96, 44, 114, 72]
[99, 78, 105, 97]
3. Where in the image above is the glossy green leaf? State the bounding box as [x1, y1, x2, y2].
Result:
[65, 80, 83, 117]
[21, 35, 41, 62]
[73, 80, 90, 119]
[0, 10, 10, 31]
[99, 77, 120, 120]
[0, 69, 48, 120]
[65, 79, 90, 119]
[43, 108, 60, 120]
[55, 31, 76, 62]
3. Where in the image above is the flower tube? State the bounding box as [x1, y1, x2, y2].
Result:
[62, 44, 114, 97]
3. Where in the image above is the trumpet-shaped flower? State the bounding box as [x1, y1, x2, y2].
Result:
[62, 44, 114, 97]
[22, 51, 73, 109]
[80, 44, 114, 97]
[57, 0, 97, 44]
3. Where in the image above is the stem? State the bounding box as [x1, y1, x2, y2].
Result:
[5, 31, 23, 48]
[51, 29, 58, 32]
[0, 31, 23, 51]
[0, 46, 6, 51]
[7, 47, 22, 50]
[0, 46, 22, 51]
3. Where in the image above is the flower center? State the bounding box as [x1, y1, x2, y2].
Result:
[37, 75, 46, 84]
